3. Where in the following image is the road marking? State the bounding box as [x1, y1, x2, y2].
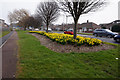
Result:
[0, 32, 13, 48]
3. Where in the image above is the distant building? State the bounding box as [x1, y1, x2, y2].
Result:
[0, 19, 9, 28]
[50, 20, 101, 33]
[78, 20, 101, 33]
[51, 24, 80, 31]
[0, 19, 10, 31]
[0, 19, 5, 27]
[99, 20, 120, 30]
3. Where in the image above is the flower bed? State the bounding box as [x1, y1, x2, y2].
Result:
[29, 31, 102, 46]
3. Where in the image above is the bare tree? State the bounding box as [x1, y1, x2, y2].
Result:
[33, 14, 43, 28]
[23, 16, 34, 29]
[21, 16, 42, 30]
[8, 9, 30, 30]
[36, 1, 60, 32]
[59, 0, 106, 39]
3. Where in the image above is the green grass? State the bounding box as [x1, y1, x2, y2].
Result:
[103, 42, 119, 46]
[16, 31, 119, 78]
[77, 32, 93, 35]
[0, 31, 10, 38]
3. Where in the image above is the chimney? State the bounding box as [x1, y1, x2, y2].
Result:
[87, 20, 89, 23]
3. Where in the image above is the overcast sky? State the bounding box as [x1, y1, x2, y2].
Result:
[0, 0, 120, 25]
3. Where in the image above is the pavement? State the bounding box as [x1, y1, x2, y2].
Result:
[2, 31, 18, 79]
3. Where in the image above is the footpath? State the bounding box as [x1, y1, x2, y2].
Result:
[2, 31, 18, 79]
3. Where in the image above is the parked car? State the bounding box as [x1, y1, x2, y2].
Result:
[64, 30, 73, 35]
[93, 29, 118, 38]
[34, 28, 39, 31]
[114, 34, 120, 42]
[45, 28, 52, 32]
[46, 28, 52, 32]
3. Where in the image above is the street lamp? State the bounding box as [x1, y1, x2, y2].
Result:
[66, 15, 71, 24]
[118, 1, 120, 20]
[60, 12, 71, 30]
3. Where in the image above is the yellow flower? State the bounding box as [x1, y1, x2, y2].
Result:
[29, 31, 102, 46]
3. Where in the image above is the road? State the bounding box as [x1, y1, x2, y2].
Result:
[54, 31, 120, 44]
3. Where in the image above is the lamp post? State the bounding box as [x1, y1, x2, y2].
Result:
[61, 13, 66, 31]
[66, 14, 71, 30]
[66, 15, 71, 24]
[60, 12, 71, 30]
[118, 1, 120, 20]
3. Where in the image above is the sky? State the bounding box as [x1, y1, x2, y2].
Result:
[0, 0, 120, 25]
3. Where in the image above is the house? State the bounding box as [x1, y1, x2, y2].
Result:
[0, 19, 10, 31]
[50, 20, 101, 33]
[50, 25, 63, 31]
[78, 20, 101, 33]
[0, 19, 5, 27]
[0, 19, 9, 28]
[52, 24, 81, 31]
[99, 20, 120, 30]
[0, 19, 4, 31]
[50, 24, 66, 31]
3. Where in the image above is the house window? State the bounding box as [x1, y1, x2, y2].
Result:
[82, 27, 87, 32]
[79, 29, 82, 32]
[89, 29, 93, 31]
[109, 27, 112, 30]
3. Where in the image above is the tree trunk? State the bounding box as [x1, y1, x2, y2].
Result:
[46, 21, 49, 33]
[46, 24, 48, 33]
[73, 20, 78, 39]
[24, 26, 26, 31]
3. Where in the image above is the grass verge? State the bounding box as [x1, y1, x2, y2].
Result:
[0, 31, 11, 38]
[16, 31, 118, 78]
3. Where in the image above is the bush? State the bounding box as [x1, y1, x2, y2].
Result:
[102, 27, 106, 29]
[112, 25, 120, 33]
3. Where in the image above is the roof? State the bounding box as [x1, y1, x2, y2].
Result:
[50, 22, 101, 30]
[99, 20, 120, 28]
[79, 22, 101, 29]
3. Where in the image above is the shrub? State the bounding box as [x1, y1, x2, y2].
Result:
[112, 25, 120, 33]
